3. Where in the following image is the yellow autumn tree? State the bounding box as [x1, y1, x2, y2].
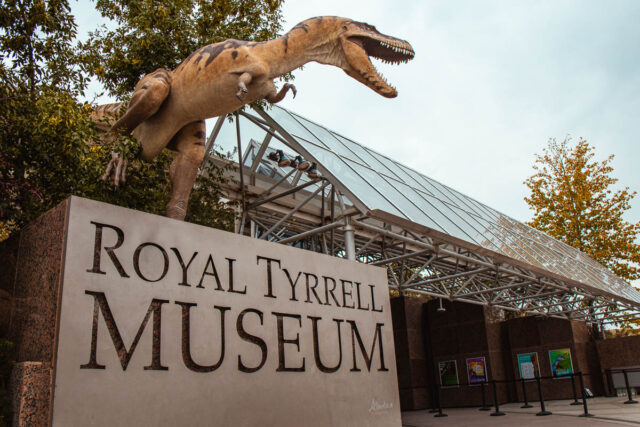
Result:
[524, 137, 640, 283]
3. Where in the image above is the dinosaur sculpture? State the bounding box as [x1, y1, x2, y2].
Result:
[94, 16, 415, 220]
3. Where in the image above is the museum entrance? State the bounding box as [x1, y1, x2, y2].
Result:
[204, 104, 640, 410]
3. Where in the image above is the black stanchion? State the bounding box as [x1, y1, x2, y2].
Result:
[479, 381, 491, 411]
[605, 369, 615, 397]
[520, 378, 533, 408]
[570, 373, 581, 405]
[429, 382, 438, 413]
[623, 370, 638, 404]
[434, 385, 448, 418]
[535, 375, 552, 416]
[490, 380, 506, 416]
[578, 372, 593, 417]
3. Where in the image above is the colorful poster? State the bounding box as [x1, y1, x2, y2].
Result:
[466, 357, 488, 385]
[438, 360, 459, 387]
[549, 348, 573, 378]
[517, 352, 540, 380]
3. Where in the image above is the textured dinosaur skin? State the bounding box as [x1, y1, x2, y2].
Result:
[95, 16, 414, 220]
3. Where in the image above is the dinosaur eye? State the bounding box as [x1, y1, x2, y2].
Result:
[343, 25, 347, 30]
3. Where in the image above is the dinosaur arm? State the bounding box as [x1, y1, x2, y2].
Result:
[233, 62, 268, 101]
[265, 83, 297, 104]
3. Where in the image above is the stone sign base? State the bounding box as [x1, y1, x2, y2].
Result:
[1, 197, 400, 426]
[2, 199, 68, 426]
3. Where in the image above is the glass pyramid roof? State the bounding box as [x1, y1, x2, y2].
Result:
[256, 105, 640, 306]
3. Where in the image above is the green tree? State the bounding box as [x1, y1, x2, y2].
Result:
[0, 0, 97, 228]
[0, 0, 84, 94]
[81, 0, 283, 98]
[0, 0, 287, 239]
[524, 137, 640, 282]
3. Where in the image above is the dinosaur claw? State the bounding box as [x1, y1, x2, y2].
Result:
[236, 93, 244, 102]
[101, 151, 127, 189]
[290, 84, 297, 98]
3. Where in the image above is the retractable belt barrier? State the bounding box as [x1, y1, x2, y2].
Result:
[432, 371, 614, 419]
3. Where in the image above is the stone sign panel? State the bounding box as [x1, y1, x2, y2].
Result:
[51, 197, 400, 426]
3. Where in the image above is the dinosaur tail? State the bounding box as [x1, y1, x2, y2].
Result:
[91, 102, 125, 132]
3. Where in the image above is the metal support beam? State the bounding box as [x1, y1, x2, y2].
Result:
[371, 248, 433, 266]
[344, 218, 356, 261]
[276, 221, 344, 244]
[202, 115, 226, 169]
[248, 178, 319, 210]
[415, 267, 491, 288]
[249, 131, 273, 176]
[261, 182, 326, 240]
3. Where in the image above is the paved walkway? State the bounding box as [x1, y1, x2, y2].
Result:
[402, 397, 640, 426]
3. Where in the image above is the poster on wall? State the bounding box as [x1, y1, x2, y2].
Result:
[438, 360, 459, 387]
[466, 357, 488, 385]
[548, 348, 573, 378]
[517, 352, 540, 380]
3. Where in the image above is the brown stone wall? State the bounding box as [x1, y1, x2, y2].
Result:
[596, 335, 640, 395]
[426, 300, 505, 408]
[394, 297, 612, 411]
[506, 317, 598, 401]
[1, 199, 69, 427]
[0, 234, 19, 335]
[391, 295, 432, 411]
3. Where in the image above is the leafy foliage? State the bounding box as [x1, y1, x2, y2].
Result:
[0, 0, 85, 94]
[524, 137, 640, 282]
[0, 0, 291, 239]
[81, 0, 284, 98]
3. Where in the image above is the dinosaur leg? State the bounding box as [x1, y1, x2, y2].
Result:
[265, 83, 297, 104]
[111, 69, 172, 134]
[165, 120, 206, 220]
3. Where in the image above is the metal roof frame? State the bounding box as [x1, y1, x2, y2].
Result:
[201, 105, 640, 327]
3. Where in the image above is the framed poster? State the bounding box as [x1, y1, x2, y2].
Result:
[438, 360, 459, 387]
[517, 352, 540, 380]
[466, 357, 488, 385]
[548, 348, 573, 378]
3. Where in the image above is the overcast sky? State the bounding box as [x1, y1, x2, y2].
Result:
[75, 0, 640, 224]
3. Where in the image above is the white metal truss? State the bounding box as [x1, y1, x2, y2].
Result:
[200, 106, 640, 327]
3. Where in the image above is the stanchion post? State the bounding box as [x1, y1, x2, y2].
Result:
[520, 378, 533, 408]
[605, 369, 614, 397]
[429, 381, 438, 413]
[623, 370, 638, 404]
[578, 372, 593, 417]
[490, 380, 506, 416]
[535, 375, 552, 416]
[434, 384, 448, 418]
[479, 381, 491, 411]
[570, 373, 581, 405]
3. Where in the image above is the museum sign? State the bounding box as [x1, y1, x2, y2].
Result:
[51, 197, 400, 426]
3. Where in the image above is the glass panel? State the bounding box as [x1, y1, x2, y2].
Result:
[291, 116, 365, 163]
[261, 106, 640, 304]
[366, 149, 430, 190]
[243, 146, 255, 167]
[378, 180, 448, 233]
[331, 134, 404, 180]
[268, 106, 328, 148]
[239, 116, 267, 148]
[347, 161, 436, 226]
[432, 182, 488, 219]
[440, 204, 507, 254]
[298, 140, 404, 217]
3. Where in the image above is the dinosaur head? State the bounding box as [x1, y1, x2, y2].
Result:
[337, 18, 415, 98]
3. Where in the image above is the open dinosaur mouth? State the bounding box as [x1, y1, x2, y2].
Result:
[346, 35, 415, 98]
